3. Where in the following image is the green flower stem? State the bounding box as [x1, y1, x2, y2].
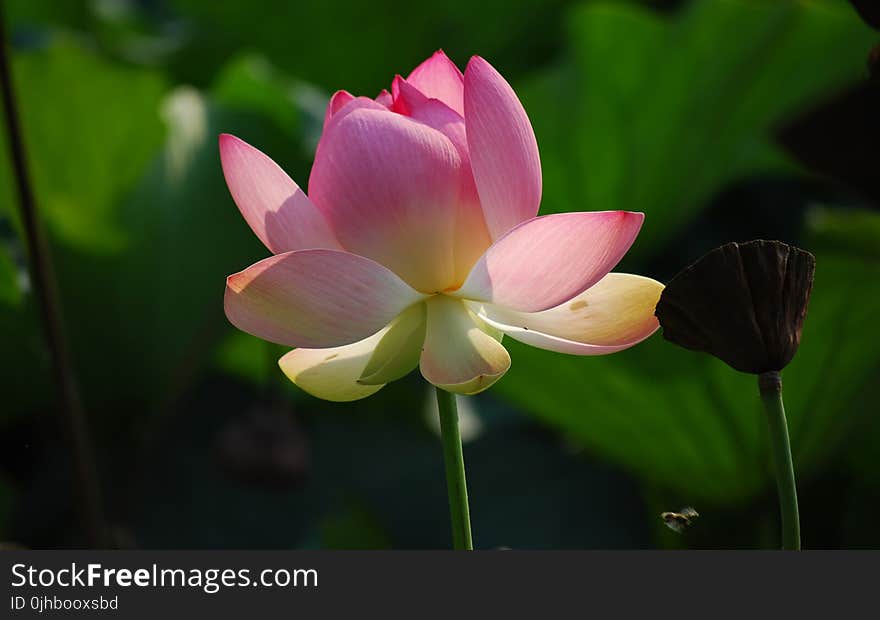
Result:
[435, 387, 473, 550]
[759, 371, 801, 550]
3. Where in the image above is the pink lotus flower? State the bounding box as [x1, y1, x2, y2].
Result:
[221, 51, 663, 401]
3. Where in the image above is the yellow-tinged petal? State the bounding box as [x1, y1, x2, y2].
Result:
[358, 302, 427, 385]
[278, 329, 388, 402]
[420, 296, 510, 395]
[476, 273, 663, 355]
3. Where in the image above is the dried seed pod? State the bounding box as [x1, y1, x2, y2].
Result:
[655, 240, 815, 374]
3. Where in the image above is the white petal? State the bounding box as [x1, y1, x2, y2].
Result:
[278, 329, 389, 402]
[420, 296, 510, 395]
[358, 302, 427, 385]
[475, 273, 663, 355]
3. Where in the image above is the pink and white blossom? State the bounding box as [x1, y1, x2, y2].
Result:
[221, 51, 663, 401]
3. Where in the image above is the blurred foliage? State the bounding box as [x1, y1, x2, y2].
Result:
[522, 0, 875, 258]
[4, 0, 90, 32]
[0, 245, 49, 420]
[134, 381, 649, 549]
[496, 207, 880, 505]
[0, 35, 166, 252]
[804, 206, 880, 261]
[0, 0, 878, 547]
[164, 0, 571, 93]
[0, 246, 21, 306]
[214, 331, 274, 390]
[805, 208, 880, 486]
[0, 38, 316, 418]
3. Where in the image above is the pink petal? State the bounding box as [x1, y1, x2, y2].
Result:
[219, 134, 341, 253]
[391, 77, 492, 283]
[390, 77, 458, 137]
[453, 211, 645, 313]
[375, 89, 393, 108]
[463, 56, 541, 240]
[320, 96, 388, 135]
[474, 273, 663, 355]
[419, 296, 510, 395]
[308, 107, 463, 293]
[390, 74, 426, 116]
[389, 74, 412, 114]
[323, 90, 355, 128]
[224, 249, 425, 348]
[406, 50, 464, 116]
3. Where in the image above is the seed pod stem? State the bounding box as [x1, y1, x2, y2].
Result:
[759, 371, 801, 550]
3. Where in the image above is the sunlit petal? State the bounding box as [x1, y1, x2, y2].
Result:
[225, 249, 425, 348]
[454, 211, 644, 313]
[219, 134, 340, 253]
[405, 50, 464, 115]
[391, 77, 491, 284]
[475, 273, 663, 355]
[309, 107, 462, 292]
[323, 89, 355, 128]
[464, 56, 541, 239]
[279, 330, 388, 402]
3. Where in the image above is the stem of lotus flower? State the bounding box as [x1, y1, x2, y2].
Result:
[0, 7, 108, 547]
[435, 387, 473, 550]
[759, 371, 801, 550]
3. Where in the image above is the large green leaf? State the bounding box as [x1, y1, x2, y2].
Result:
[0, 36, 173, 423]
[520, 0, 875, 257]
[0, 35, 167, 253]
[807, 209, 880, 486]
[212, 53, 328, 165]
[50, 51, 325, 415]
[0, 37, 169, 419]
[55, 85, 298, 414]
[0, 40, 316, 416]
[494, 209, 880, 505]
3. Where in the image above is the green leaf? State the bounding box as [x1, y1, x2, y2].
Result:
[0, 37, 170, 421]
[0, 35, 167, 253]
[0, 41, 320, 415]
[213, 54, 302, 139]
[520, 0, 875, 257]
[212, 53, 328, 162]
[52, 52, 323, 414]
[805, 208, 880, 485]
[57, 86, 275, 411]
[495, 209, 880, 505]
